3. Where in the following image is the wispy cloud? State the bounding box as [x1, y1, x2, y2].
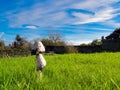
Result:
[66, 40, 91, 45]
[5, 0, 119, 28]
[0, 32, 4, 39]
[102, 20, 120, 28]
[71, 0, 120, 13]
[73, 7, 118, 24]
[24, 25, 38, 29]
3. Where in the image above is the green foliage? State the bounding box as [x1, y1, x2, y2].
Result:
[41, 39, 54, 46]
[41, 38, 65, 46]
[91, 39, 102, 46]
[80, 43, 89, 46]
[1, 53, 120, 90]
[16, 35, 23, 42]
[15, 34, 30, 49]
[41, 32, 66, 46]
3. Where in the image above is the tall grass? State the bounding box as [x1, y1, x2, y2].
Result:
[0, 52, 120, 90]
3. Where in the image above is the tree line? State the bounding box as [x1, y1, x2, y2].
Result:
[0, 33, 66, 49]
[0, 33, 77, 57]
[0, 32, 103, 57]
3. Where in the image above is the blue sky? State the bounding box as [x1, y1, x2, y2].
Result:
[0, 0, 120, 45]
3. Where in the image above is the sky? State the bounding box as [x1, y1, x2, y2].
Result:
[0, 0, 120, 45]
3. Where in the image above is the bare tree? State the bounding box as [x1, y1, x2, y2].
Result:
[49, 33, 61, 43]
[48, 31, 66, 46]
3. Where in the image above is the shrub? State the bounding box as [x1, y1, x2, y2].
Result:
[65, 46, 78, 53]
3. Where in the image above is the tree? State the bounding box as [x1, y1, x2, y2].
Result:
[80, 43, 89, 46]
[0, 40, 5, 49]
[41, 39, 54, 46]
[41, 32, 66, 46]
[15, 34, 30, 49]
[48, 33, 66, 46]
[91, 39, 102, 46]
[65, 46, 78, 53]
[16, 35, 22, 42]
[49, 33, 61, 43]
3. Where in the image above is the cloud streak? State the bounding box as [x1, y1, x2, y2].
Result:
[0, 32, 4, 39]
[73, 7, 118, 24]
[5, 0, 119, 28]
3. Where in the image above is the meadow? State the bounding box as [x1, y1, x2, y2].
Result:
[0, 52, 120, 90]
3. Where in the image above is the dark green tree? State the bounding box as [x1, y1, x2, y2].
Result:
[91, 39, 102, 46]
[15, 34, 30, 49]
[41, 39, 54, 46]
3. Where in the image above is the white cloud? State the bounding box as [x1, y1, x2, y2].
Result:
[25, 25, 38, 29]
[71, 0, 119, 11]
[66, 40, 91, 45]
[5, 0, 120, 28]
[73, 7, 118, 24]
[88, 28, 113, 31]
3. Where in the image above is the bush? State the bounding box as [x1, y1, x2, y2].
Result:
[65, 46, 78, 53]
[0, 48, 31, 58]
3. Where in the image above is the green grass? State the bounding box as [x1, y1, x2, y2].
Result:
[0, 52, 120, 90]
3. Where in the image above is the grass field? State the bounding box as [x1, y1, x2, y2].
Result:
[0, 52, 120, 90]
